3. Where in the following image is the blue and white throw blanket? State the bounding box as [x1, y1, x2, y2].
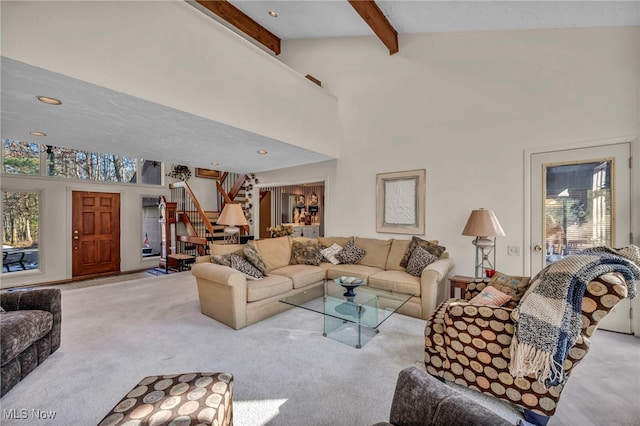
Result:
[509, 245, 640, 387]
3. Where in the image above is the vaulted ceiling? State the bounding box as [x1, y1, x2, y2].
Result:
[2, 1, 638, 173]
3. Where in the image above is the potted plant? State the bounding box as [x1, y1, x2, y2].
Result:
[166, 165, 191, 181]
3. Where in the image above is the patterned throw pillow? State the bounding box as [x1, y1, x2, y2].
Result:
[405, 246, 439, 277]
[335, 241, 366, 265]
[243, 242, 268, 274]
[290, 240, 323, 266]
[320, 243, 343, 265]
[469, 286, 512, 307]
[488, 272, 531, 309]
[400, 236, 446, 268]
[211, 248, 244, 267]
[230, 254, 264, 280]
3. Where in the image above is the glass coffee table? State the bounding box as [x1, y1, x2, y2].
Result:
[280, 279, 413, 348]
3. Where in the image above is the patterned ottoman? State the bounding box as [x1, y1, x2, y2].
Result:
[98, 372, 233, 426]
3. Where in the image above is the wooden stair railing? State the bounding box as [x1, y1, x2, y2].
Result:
[170, 181, 218, 248]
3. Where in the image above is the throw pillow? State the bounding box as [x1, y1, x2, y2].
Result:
[469, 286, 512, 307]
[405, 246, 439, 277]
[290, 240, 323, 266]
[230, 254, 264, 280]
[335, 241, 366, 265]
[320, 243, 343, 265]
[488, 272, 531, 309]
[243, 242, 268, 274]
[400, 236, 446, 268]
[211, 253, 233, 267]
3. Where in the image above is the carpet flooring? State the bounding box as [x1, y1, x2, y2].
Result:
[1, 272, 638, 425]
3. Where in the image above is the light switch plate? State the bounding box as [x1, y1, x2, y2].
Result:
[507, 246, 520, 256]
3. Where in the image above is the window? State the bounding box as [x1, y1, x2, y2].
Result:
[46, 147, 137, 182]
[141, 196, 160, 257]
[2, 139, 40, 175]
[1, 139, 162, 186]
[544, 160, 612, 264]
[2, 191, 40, 272]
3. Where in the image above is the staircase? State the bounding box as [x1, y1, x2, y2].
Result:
[169, 172, 253, 258]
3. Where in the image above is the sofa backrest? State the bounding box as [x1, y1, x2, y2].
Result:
[385, 239, 410, 271]
[354, 237, 392, 269]
[253, 236, 292, 272]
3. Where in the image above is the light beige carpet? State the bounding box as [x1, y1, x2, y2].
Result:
[1, 272, 638, 425]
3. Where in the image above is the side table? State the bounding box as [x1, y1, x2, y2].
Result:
[449, 275, 490, 299]
[166, 253, 195, 274]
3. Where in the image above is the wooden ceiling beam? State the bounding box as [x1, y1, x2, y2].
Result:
[195, 0, 281, 55]
[348, 0, 398, 55]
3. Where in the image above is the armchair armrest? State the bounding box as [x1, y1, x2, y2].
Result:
[0, 288, 62, 351]
[384, 367, 513, 426]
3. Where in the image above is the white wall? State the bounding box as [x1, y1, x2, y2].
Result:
[263, 26, 640, 279]
[0, 0, 339, 159]
[1, 175, 169, 288]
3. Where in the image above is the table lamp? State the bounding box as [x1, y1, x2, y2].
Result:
[217, 203, 248, 244]
[461, 208, 505, 278]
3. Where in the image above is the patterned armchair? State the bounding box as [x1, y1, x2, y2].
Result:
[424, 271, 630, 422]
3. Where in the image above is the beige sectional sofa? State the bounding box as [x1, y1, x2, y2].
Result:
[191, 236, 454, 330]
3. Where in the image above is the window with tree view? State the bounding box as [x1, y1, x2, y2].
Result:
[2, 191, 40, 273]
[2, 139, 162, 185]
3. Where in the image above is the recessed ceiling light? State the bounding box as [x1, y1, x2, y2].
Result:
[210, 162, 219, 167]
[268, 11, 278, 18]
[257, 150, 268, 155]
[29, 131, 47, 137]
[36, 96, 62, 105]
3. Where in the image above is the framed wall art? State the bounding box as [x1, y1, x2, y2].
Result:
[195, 168, 221, 180]
[376, 169, 426, 234]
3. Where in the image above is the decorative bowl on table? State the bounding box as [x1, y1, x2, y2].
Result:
[335, 276, 365, 297]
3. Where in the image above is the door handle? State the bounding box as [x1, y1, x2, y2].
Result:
[534, 245, 543, 252]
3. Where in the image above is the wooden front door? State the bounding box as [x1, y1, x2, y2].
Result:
[72, 191, 121, 277]
[259, 191, 272, 239]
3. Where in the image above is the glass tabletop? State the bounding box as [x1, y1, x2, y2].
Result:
[280, 279, 413, 347]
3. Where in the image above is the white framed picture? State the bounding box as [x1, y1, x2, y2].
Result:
[376, 169, 426, 234]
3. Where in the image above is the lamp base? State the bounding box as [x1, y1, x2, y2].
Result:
[223, 227, 239, 244]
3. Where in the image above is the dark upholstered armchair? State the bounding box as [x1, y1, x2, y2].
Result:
[0, 288, 62, 396]
[424, 271, 630, 422]
[372, 366, 513, 426]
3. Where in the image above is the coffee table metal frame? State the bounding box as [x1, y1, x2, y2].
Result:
[280, 280, 413, 348]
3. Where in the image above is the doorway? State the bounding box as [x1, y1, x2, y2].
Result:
[529, 143, 632, 333]
[72, 191, 121, 278]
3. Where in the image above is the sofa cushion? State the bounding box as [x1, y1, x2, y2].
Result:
[386, 239, 411, 271]
[271, 265, 326, 289]
[488, 272, 531, 309]
[290, 240, 323, 266]
[400, 237, 446, 267]
[246, 274, 293, 302]
[230, 254, 264, 280]
[0, 310, 53, 365]
[318, 236, 353, 248]
[369, 271, 421, 297]
[320, 243, 343, 265]
[209, 243, 245, 256]
[336, 241, 366, 264]
[405, 246, 439, 277]
[469, 286, 512, 306]
[320, 263, 383, 282]
[354, 238, 392, 269]
[243, 242, 268, 274]
[253, 237, 292, 272]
